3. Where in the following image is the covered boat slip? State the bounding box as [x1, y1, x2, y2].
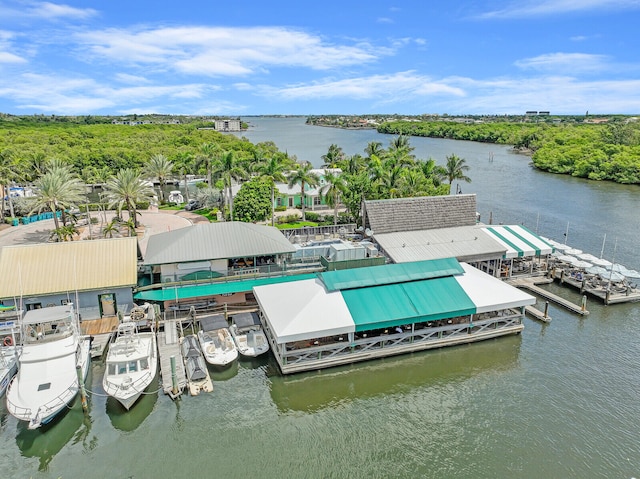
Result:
[254, 259, 535, 374]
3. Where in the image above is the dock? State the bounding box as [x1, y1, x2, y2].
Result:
[157, 319, 187, 399]
[81, 316, 119, 357]
[509, 277, 589, 316]
[551, 269, 640, 305]
[525, 305, 552, 323]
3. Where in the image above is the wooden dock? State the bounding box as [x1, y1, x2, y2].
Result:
[157, 319, 187, 399]
[509, 277, 589, 316]
[525, 305, 552, 323]
[81, 316, 119, 357]
[551, 270, 640, 305]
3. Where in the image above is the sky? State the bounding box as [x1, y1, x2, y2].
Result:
[1, 0, 640, 116]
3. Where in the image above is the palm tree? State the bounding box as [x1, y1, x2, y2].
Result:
[213, 150, 247, 221]
[102, 218, 120, 238]
[256, 155, 291, 226]
[319, 171, 346, 225]
[144, 154, 174, 202]
[444, 154, 471, 192]
[103, 169, 155, 228]
[321, 144, 345, 169]
[196, 142, 218, 186]
[29, 165, 85, 230]
[287, 161, 320, 221]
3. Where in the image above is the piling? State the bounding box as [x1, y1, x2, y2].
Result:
[76, 365, 88, 413]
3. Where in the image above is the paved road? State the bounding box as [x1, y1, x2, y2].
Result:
[0, 209, 207, 254]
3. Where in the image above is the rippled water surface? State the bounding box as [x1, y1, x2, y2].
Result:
[2, 117, 639, 478]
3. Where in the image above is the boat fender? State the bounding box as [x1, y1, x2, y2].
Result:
[3, 336, 13, 346]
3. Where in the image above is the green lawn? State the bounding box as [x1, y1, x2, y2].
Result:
[276, 221, 318, 229]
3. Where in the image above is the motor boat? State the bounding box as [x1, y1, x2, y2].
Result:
[229, 312, 269, 357]
[102, 320, 158, 410]
[6, 304, 91, 429]
[168, 190, 184, 204]
[197, 314, 238, 367]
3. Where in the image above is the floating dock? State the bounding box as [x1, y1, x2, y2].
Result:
[157, 319, 187, 399]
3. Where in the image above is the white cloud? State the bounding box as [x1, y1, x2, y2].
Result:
[0, 51, 27, 63]
[262, 71, 465, 102]
[77, 26, 380, 76]
[515, 53, 609, 73]
[114, 73, 151, 85]
[30, 2, 98, 20]
[477, 0, 640, 19]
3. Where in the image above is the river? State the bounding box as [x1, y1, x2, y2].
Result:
[2, 117, 639, 478]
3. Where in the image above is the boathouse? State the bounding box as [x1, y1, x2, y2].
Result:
[0, 237, 138, 319]
[253, 258, 535, 374]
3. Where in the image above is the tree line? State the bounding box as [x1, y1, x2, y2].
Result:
[0, 120, 472, 236]
[378, 119, 640, 184]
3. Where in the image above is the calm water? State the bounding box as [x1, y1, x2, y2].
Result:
[2, 117, 640, 478]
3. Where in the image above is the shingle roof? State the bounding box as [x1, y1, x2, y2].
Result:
[0, 237, 138, 297]
[143, 222, 296, 265]
[364, 194, 477, 234]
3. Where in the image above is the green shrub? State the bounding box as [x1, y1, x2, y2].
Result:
[305, 211, 320, 222]
[275, 205, 287, 212]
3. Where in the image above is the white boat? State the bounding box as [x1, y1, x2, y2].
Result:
[6, 304, 91, 430]
[179, 175, 206, 186]
[229, 312, 270, 358]
[181, 334, 213, 395]
[168, 190, 184, 204]
[197, 314, 238, 367]
[102, 321, 158, 410]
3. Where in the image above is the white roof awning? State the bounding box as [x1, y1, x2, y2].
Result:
[455, 263, 536, 313]
[253, 278, 354, 344]
[480, 225, 553, 259]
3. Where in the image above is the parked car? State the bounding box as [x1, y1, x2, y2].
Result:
[184, 199, 201, 211]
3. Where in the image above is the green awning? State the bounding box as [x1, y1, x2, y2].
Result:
[342, 276, 476, 331]
[134, 274, 317, 302]
[180, 270, 225, 281]
[320, 258, 464, 292]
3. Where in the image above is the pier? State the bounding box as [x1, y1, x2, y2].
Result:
[550, 269, 640, 305]
[81, 316, 119, 357]
[509, 277, 589, 316]
[157, 319, 187, 399]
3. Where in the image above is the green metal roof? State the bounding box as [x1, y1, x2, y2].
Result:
[134, 274, 317, 302]
[342, 276, 476, 331]
[320, 257, 464, 292]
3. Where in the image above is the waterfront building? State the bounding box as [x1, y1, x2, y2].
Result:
[0, 237, 138, 319]
[254, 258, 535, 374]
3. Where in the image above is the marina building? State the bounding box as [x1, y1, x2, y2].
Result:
[0, 237, 138, 319]
[254, 258, 535, 374]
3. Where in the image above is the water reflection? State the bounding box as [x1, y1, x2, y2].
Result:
[106, 388, 158, 432]
[15, 400, 93, 472]
[269, 336, 522, 413]
[208, 360, 239, 381]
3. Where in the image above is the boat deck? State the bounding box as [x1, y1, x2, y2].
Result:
[157, 320, 187, 399]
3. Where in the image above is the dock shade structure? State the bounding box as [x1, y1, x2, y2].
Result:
[479, 225, 554, 259]
[254, 258, 535, 374]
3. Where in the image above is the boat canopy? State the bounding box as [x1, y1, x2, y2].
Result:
[199, 314, 229, 332]
[231, 312, 261, 329]
[22, 305, 73, 325]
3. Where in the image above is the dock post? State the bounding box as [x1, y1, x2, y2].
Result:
[543, 301, 549, 320]
[605, 289, 610, 305]
[560, 270, 564, 284]
[170, 355, 178, 396]
[224, 303, 228, 321]
[76, 365, 88, 413]
[580, 279, 586, 293]
[581, 295, 587, 313]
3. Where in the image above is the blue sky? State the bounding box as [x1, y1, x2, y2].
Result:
[1, 0, 639, 116]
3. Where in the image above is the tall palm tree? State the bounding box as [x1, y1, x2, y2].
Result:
[103, 168, 155, 228]
[29, 165, 85, 231]
[319, 171, 347, 226]
[257, 155, 292, 226]
[144, 153, 174, 202]
[213, 150, 247, 221]
[196, 142, 218, 186]
[287, 161, 320, 221]
[444, 154, 471, 192]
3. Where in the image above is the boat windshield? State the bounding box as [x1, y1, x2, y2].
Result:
[23, 319, 73, 343]
[107, 359, 150, 376]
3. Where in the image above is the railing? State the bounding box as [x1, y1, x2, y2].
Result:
[103, 370, 154, 395]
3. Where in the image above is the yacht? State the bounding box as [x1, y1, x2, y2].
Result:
[6, 304, 91, 429]
[102, 320, 158, 410]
